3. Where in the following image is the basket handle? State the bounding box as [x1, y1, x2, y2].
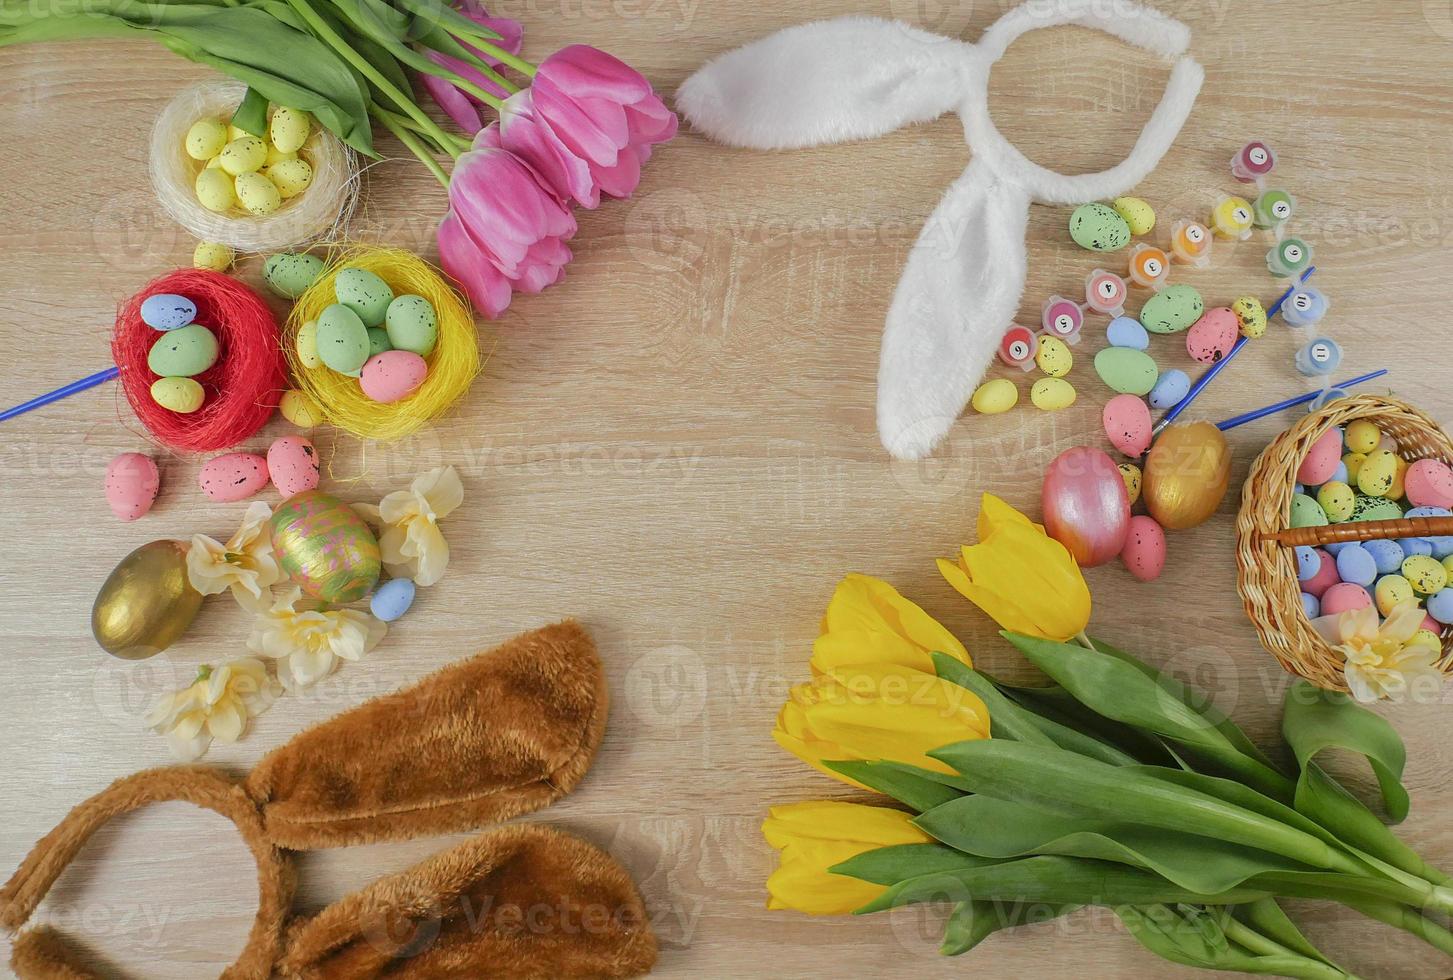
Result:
[1264, 516, 1453, 548]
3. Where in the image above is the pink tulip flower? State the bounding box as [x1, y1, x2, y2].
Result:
[419, 2, 525, 135]
[500, 44, 678, 207]
[437, 126, 577, 318]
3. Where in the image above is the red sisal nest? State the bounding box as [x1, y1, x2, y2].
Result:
[113, 269, 286, 453]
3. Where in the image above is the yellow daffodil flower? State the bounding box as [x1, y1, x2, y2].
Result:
[937, 493, 1091, 641]
[354, 465, 463, 587]
[763, 800, 931, 915]
[144, 658, 277, 760]
[774, 662, 989, 786]
[186, 500, 281, 612]
[246, 587, 387, 691]
[810, 573, 971, 676]
[1315, 601, 1445, 703]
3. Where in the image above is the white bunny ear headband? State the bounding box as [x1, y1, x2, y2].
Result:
[678, 0, 1203, 459]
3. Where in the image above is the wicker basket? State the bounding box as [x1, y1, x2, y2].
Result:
[1236, 394, 1453, 692]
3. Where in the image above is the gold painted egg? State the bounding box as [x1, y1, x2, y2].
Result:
[270, 489, 380, 603]
[1143, 421, 1232, 530]
[91, 540, 203, 660]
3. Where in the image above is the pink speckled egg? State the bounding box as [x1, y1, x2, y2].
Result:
[1119, 515, 1167, 582]
[360, 350, 427, 404]
[1296, 427, 1344, 486]
[1185, 307, 1238, 365]
[1301, 547, 1341, 598]
[199, 452, 269, 502]
[1422, 613, 1442, 634]
[104, 453, 159, 521]
[1042, 447, 1130, 568]
[1406, 458, 1453, 508]
[1320, 582, 1373, 616]
[267, 436, 320, 499]
[1103, 394, 1152, 457]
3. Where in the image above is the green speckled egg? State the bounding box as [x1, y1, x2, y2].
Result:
[1289, 492, 1328, 528]
[367, 327, 393, 357]
[1093, 347, 1159, 396]
[334, 268, 395, 327]
[147, 324, 218, 377]
[316, 304, 370, 374]
[1139, 284, 1205, 335]
[264, 252, 325, 299]
[384, 294, 439, 356]
[1069, 202, 1131, 252]
[1352, 494, 1404, 522]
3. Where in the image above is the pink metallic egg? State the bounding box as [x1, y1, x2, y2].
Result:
[104, 452, 160, 521]
[1119, 515, 1167, 582]
[1185, 308, 1238, 365]
[1103, 394, 1152, 457]
[1042, 447, 1131, 567]
[1296, 427, 1344, 486]
[199, 452, 269, 502]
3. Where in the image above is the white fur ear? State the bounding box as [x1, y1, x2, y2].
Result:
[676, 17, 970, 150]
[877, 160, 1030, 460]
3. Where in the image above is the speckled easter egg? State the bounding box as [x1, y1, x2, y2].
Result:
[1232, 295, 1267, 338]
[1317, 481, 1356, 522]
[1301, 548, 1340, 598]
[1103, 394, 1151, 457]
[1119, 463, 1142, 505]
[1321, 582, 1373, 617]
[1352, 494, 1404, 522]
[1139, 284, 1204, 335]
[199, 452, 269, 502]
[266, 436, 320, 499]
[385, 295, 439, 356]
[370, 577, 416, 622]
[1069, 202, 1131, 252]
[316, 304, 370, 374]
[269, 489, 380, 603]
[1111, 197, 1156, 236]
[1357, 450, 1399, 498]
[1344, 420, 1381, 455]
[1406, 458, 1453, 508]
[1404, 555, 1448, 595]
[367, 327, 393, 357]
[1119, 515, 1166, 582]
[295, 319, 322, 369]
[334, 268, 395, 327]
[971, 379, 1018, 414]
[360, 351, 428, 404]
[1366, 538, 1407, 575]
[1185, 307, 1238, 365]
[1105, 316, 1149, 350]
[280, 389, 324, 428]
[1030, 377, 1077, 411]
[1375, 574, 1414, 615]
[1428, 588, 1453, 625]
[1297, 427, 1344, 486]
[1289, 492, 1328, 528]
[140, 293, 197, 331]
[147, 323, 218, 377]
[1035, 336, 1073, 377]
[1147, 369, 1189, 410]
[264, 252, 325, 299]
[105, 453, 159, 521]
[1295, 545, 1321, 581]
[1336, 544, 1379, 587]
[150, 377, 205, 414]
[1094, 347, 1159, 395]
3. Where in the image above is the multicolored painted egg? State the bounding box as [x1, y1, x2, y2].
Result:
[91, 540, 203, 660]
[1185, 307, 1238, 364]
[1267, 237, 1313, 278]
[1103, 394, 1151, 457]
[1169, 219, 1212, 266]
[1127, 243, 1170, 288]
[1030, 377, 1077, 411]
[1042, 447, 1130, 567]
[105, 453, 160, 521]
[1231, 140, 1276, 182]
[1119, 462, 1142, 505]
[1085, 270, 1129, 316]
[1139, 284, 1204, 335]
[1297, 427, 1344, 486]
[269, 489, 381, 603]
[1253, 189, 1295, 228]
[1232, 296, 1267, 338]
[971, 378, 1018, 414]
[1041, 298, 1084, 344]
[1111, 197, 1156, 236]
[1281, 287, 1329, 327]
[999, 325, 1039, 371]
[1035, 336, 1073, 377]
[1142, 422, 1230, 530]
[1069, 202, 1132, 252]
[1119, 515, 1167, 582]
[1406, 458, 1453, 508]
[1148, 369, 1189, 410]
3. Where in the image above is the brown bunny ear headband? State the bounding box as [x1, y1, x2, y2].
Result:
[1, 621, 657, 980]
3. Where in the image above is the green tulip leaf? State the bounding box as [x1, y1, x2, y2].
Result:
[1283, 680, 1409, 821]
[1236, 897, 1340, 967]
[830, 843, 1000, 886]
[940, 900, 1078, 956]
[825, 760, 961, 814]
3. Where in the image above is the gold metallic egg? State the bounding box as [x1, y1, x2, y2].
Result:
[91, 540, 203, 660]
[270, 489, 380, 603]
[1143, 421, 1232, 530]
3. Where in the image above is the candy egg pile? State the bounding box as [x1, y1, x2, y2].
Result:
[140, 292, 215, 414]
[185, 106, 314, 217]
[1290, 420, 1453, 637]
[265, 252, 438, 406]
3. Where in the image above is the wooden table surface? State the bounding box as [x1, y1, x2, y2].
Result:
[3, 1, 1453, 977]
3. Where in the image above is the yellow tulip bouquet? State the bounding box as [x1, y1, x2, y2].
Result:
[767, 495, 1453, 979]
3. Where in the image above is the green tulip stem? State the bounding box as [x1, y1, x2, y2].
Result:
[370, 106, 450, 189]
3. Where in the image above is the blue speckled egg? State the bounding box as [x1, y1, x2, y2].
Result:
[1106, 316, 1149, 350]
[140, 293, 197, 331]
[1335, 544, 1378, 587]
[1401, 537, 1434, 558]
[1428, 588, 1453, 625]
[1295, 545, 1321, 582]
[370, 577, 416, 622]
[1325, 541, 1352, 556]
[1300, 592, 1320, 618]
[1148, 369, 1190, 410]
[1365, 539, 1405, 575]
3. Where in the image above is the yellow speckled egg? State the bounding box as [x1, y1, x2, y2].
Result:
[270, 107, 312, 154]
[1388, 454, 1409, 500]
[971, 378, 1018, 414]
[270, 490, 381, 603]
[1404, 555, 1448, 595]
[265, 158, 313, 199]
[280, 388, 324, 428]
[1231, 295, 1266, 339]
[1375, 574, 1414, 615]
[1111, 196, 1155, 236]
[1357, 449, 1398, 497]
[1342, 452, 1366, 484]
[264, 143, 297, 167]
[1035, 336, 1073, 377]
[1415, 628, 1444, 649]
[1317, 481, 1356, 522]
[1119, 462, 1142, 505]
[1345, 420, 1381, 454]
[195, 168, 236, 212]
[150, 376, 205, 414]
[235, 172, 282, 216]
[296, 319, 322, 369]
[1030, 377, 1076, 411]
[228, 123, 250, 141]
[219, 136, 267, 176]
[184, 117, 228, 161]
[91, 540, 203, 660]
[193, 241, 234, 272]
[1444, 554, 1453, 578]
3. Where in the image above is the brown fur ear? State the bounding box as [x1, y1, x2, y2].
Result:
[244, 621, 608, 848]
[10, 926, 100, 979]
[277, 824, 657, 979]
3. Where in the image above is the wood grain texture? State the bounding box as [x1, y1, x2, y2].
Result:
[2, 1, 1453, 977]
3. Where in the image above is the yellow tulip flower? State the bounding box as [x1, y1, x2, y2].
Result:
[763, 800, 931, 914]
[773, 662, 990, 786]
[810, 573, 971, 676]
[937, 493, 1092, 641]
